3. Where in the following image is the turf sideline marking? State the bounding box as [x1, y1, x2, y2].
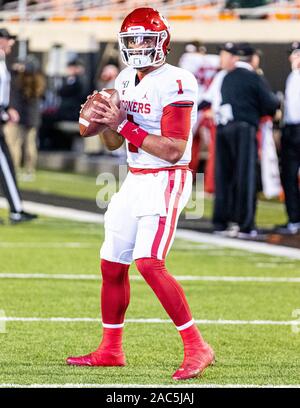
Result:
[0, 242, 99, 248]
[0, 198, 103, 223]
[0, 383, 299, 388]
[176, 230, 300, 260]
[1, 273, 300, 283]
[0, 317, 299, 326]
[1, 198, 299, 260]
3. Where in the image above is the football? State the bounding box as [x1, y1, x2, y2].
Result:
[79, 88, 120, 137]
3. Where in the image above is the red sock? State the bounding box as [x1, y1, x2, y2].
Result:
[101, 259, 130, 325]
[135, 257, 193, 328]
[99, 259, 130, 354]
[179, 324, 206, 353]
[96, 327, 123, 354]
[172, 325, 214, 379]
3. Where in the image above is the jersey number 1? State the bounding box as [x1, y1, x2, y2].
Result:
[176, 79, 184, 94]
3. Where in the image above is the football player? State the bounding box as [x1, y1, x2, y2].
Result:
[67, 7, 215, 380]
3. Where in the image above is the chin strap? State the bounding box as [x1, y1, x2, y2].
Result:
[128, 54, 152, 69]
[125, 47, 166, 69]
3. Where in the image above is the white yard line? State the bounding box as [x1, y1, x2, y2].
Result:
[0, 273, 101, 280]
[0, 317, 299, 326]
[176, 230, 300, 260]
[0, 273, 300, 283]
[1, 198, 299, 260]
[0, 242, 98, 248]
[255, 262, 295, 268]
[0, 198, 103, 223]
[0, 383, 299, 388]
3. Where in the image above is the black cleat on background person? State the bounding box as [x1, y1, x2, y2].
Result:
[9, 211, 38, 224]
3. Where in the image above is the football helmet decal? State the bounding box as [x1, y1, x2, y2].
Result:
[119, 7, 170, 69]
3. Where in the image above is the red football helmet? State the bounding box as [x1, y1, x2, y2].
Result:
[118, 8, 170, 69]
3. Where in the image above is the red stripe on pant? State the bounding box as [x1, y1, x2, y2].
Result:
[151, 170, 187, 259]
[151, 170, 175, 258]
[162, 170, 187, 259]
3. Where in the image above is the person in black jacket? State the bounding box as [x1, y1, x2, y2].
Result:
[39, 58, 85, 150]
[56, 58, 85, 121]
[213, 42, 279, 237]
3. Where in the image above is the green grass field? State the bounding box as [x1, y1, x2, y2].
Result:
[1, 213, 300, 386]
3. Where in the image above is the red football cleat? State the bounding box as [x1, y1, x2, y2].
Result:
[172, 343, 215, 381]
[66, 350, 126, 367]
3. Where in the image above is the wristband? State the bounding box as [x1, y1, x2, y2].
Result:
[118, 120, 148, 148]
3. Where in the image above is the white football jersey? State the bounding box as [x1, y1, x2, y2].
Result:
[115, 63, 198, 169]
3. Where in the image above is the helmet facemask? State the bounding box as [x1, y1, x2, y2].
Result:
[118, 29, 168, 69]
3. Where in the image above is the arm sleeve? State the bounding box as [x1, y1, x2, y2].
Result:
[161, 101, 194, 141]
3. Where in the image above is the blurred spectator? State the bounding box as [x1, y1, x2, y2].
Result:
[5, 55, 46, 181]
[0, 28, 37, 223]
[250, 49, 264, 76]
[40, 58, 86, 150]
[57, 58, 85, 121]
[179, 41, 220, 104]
[198, 68, 228, 192]
[212, 42, 279, 238]
[276, 42, 300, 234]
[179, 41, 220, 181]
[96, 64, 119, 90]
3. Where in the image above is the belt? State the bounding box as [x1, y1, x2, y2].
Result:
[129, 165, 190, 174]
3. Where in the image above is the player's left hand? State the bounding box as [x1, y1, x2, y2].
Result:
[91, 95, 125, 131]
